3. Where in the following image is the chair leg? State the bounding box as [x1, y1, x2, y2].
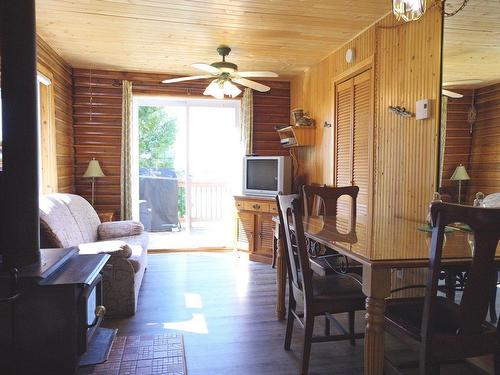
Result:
[271, 232, 277, 269]
[490, 270, 498, 323]
[324, 315, 330, 336]
[348, 311, 356, 346]
[284, 308, 294, 350]
[301, 315, 314, 375]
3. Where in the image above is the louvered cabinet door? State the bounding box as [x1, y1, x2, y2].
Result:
[255, 213, 275, 261]
[352, 70, 372, 220]
[334, 69, 373, 220]
[236, 211, 255, 252]
[335, 79, 354, 217]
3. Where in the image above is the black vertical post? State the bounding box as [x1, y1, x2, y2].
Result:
[1, 0, 40, 267]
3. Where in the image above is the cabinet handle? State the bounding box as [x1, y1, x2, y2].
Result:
[252, 204, 261, 210]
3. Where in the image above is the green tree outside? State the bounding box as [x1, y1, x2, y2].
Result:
[139, 106, 177, 169]
[139, 106, 185, 218]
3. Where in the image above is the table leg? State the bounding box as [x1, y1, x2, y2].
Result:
[275, 226, 286, 320]
[362, 265, 391, 375]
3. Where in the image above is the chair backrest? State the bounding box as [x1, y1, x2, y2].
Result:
[302, 185, 359, 220]
[422, 203, 500, 342]
[276, 194, 313, 304]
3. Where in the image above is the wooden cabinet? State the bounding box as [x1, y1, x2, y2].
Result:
[234, 195, 277, 264]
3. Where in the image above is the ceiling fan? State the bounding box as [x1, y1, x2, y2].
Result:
[161, 46, 278, 99]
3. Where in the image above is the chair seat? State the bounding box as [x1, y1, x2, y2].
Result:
[312, 274, 365, 302]
[386, 296, 496, 341]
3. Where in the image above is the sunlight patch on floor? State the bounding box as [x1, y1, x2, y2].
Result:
[234, 257, 250, 298]
[159, 313, 209, 334]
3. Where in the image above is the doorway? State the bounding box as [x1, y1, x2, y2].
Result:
[132, 97, 241, 250]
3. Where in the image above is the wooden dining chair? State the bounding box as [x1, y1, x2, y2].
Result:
[301, 184, 363, 280]
[302, 184, 359, 221]
[384, 202, 500, 375]
[276, 194, 365, 375]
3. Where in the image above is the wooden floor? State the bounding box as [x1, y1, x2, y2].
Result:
[103, 252, 488, 375]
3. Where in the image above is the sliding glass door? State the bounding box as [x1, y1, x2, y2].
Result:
[132, 97, 241, 249]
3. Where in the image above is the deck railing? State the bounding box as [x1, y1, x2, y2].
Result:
[178, 180, 232, 222]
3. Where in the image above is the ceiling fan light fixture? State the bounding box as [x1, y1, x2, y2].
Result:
[203, 79, 242, 99]
[223, 80, 242, 98]
[204, 80, 225, 100]
[393, 0, 426, 22]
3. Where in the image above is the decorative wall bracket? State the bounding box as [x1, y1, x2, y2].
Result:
[388, 105, 413, 118]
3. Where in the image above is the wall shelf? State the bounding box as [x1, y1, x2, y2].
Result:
[276, 126, 315, 148]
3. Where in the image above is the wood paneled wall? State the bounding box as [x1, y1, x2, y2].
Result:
[36, 37, 75, 193]
[73, 69, 290, 215]
[440, 90, 473, 200]
[291, 8, 442, 258]
[467, 83, 500, 200]
[253, 81, 290, 156]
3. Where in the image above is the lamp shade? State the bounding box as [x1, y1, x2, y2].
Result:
[450, 164, 470, 181]
[83, 158, 105, 178]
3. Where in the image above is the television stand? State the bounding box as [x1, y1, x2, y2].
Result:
[233, 195, 278, 264]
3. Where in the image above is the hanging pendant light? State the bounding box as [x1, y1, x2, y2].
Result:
[393, 0, 426, 22]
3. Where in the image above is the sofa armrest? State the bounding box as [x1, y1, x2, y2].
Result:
[98, 220, 144, 240]
[78, 240, 132, 258]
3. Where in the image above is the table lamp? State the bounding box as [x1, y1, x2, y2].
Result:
[83, 158, 105, 206]
[450, 164, 470, 204]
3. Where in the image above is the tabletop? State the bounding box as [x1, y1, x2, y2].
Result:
[301, 215, 500, 269]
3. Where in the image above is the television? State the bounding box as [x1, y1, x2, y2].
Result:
[243, 156, 292, 196]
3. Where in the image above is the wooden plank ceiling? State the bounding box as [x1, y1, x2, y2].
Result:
[443, 0, 500, 86]
[35, 0, 390, 76]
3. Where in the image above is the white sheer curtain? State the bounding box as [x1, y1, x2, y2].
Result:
[120, 80, 133, 220]
[241, 88, 253, 155]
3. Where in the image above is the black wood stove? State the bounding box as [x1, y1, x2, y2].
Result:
[0, 248, 110, 374]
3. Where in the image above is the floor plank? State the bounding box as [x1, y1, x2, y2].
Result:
[102, 253, 487, 375]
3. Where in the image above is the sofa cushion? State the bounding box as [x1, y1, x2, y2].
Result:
[78, 240, 132, 258]
[40, 195, 86, 248]
[98, 220, 144, 240]
[63, 194, 101, 243]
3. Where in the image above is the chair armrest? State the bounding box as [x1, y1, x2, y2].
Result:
[98, 220, 144, 240]
[78, 240, 132, 258]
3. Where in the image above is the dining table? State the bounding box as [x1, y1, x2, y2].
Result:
[272, 213, 500, 375]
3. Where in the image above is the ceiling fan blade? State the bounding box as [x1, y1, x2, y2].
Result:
[162, 75, 212, 84]
[442, 89, 464, 99]
[232, 78, 270, 92]
[443, 79, 482, 87]
[191, 63, 221, 75]
[237, 71, 278, 78]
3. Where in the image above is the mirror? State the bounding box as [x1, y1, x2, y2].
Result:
[439, 0, 500, 205]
